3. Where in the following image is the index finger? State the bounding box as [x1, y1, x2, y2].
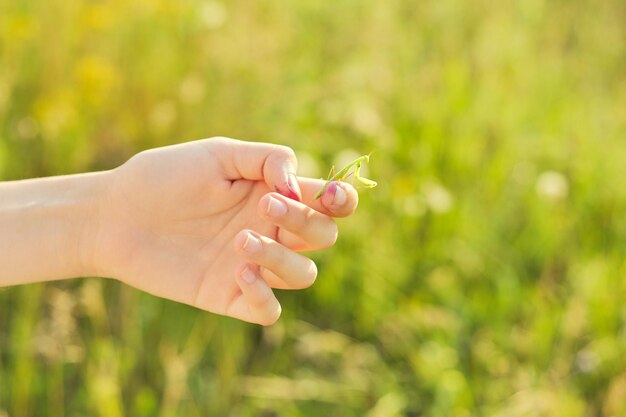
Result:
[208, 137, 302, 201]
[297, 178, 359, 218]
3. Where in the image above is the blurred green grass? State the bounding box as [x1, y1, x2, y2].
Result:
[1, 0, 626, 415]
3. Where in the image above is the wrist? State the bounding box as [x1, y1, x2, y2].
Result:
[0, 170, 113, 285]
[29, 170, 114, 280]
[70, 170, 115, 278]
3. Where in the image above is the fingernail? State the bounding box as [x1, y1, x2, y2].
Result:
[243, 233, 262, 253]
[324, 181, 347, 206]
[266, 196, 288, 217]
[241, 266, 257, 284]
[333, 183, 347, 205]
[286, 174, 301, 202]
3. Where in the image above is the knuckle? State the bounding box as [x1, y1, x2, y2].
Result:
[302, 261, 318, 288]
[253, 289, 274, 310]
[296, 206, 315, 232]
[271, 248, 289, 270]
[273, 145, 297, 166]
[209, 136, 232, 143]
[259, 302, 282, 326]
[124, 149, 152, 170]
[278, 145, 296, 159]
[320, 221, 339, 248]
[328, 223, 339, 246]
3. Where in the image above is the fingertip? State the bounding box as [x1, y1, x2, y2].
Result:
[233, 229, 250, 251]
[264, 146, 301, 202]
[275, 174, 301, 202]
[234, 229, 263, 255]
[263, 303, 282, 326]
[287, 173, 302, 202]
[235, 263, 261, 289]
[235, 264, 282, 326]
[240, 264, 257, 284]
[258, 193, 288, 219]
[320, 182, 334, 206]
[302, 260, 318, 288]
[321, 181, 359, 217]
[234, 262, 248, 277]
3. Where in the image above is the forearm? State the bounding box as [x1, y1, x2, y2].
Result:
[0, 172, 108, 286]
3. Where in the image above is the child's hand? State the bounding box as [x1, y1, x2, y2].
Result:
[89, 137, 358, 325]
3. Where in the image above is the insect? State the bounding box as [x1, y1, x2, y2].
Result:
[315, 153, 378, 199]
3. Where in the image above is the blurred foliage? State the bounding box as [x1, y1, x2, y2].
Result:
[1, 0, 626, 415]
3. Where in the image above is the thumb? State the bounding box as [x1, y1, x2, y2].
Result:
[215, 138, 302, 201]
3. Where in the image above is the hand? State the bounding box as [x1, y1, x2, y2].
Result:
[89, 137, 358, 325]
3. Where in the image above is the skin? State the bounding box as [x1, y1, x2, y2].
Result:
[0, 137, 358, 325]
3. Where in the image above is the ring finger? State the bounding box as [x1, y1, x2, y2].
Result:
[234, 229, 318, 289]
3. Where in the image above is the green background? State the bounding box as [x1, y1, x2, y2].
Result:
[1, 0, 626, 415]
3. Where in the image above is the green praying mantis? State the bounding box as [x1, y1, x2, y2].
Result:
[315, 153, 378, 199]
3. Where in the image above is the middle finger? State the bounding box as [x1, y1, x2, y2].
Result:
[258, 192, 338, 250]
[234, 229, 318, 289]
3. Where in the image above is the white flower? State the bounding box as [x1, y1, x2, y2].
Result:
[536, 171, 569, 200]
